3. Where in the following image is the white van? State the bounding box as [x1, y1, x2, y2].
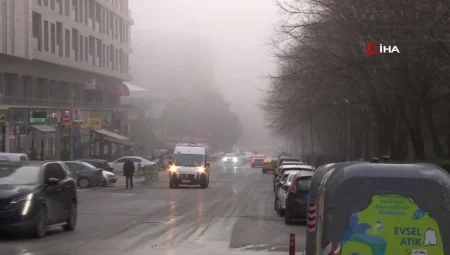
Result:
[169, 143, 210, 189]
[0, 153, 28, 162]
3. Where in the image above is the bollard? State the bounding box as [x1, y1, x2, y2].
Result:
[289, 233, 295, 255]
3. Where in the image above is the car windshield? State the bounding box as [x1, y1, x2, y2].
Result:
[173, 154, 204, 167]
[0, 165, 40, 185]
[225, 153, 236, 157]
[81, 162, 97, 170]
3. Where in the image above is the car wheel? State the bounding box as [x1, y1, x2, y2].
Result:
[33, 207, 47, 238]
[78, 178, 91, 189]
[285, 208, 294, 225]
[63, 201, 77, 231]
[101, 179, 107, 187]
[262, 169, 266, 174]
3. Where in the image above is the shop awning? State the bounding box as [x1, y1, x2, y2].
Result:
[93, 129, 139, 148]
[30, 125, 56, 133]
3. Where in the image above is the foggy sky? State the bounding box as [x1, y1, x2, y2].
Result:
[129, 0, 279, 146]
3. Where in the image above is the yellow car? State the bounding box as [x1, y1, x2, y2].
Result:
[262, 157, 276, 173]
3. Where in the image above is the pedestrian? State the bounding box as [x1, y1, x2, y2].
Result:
[123, 159, 135, 189]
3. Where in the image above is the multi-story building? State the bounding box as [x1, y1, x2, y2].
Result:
[0, 0, 135, 160]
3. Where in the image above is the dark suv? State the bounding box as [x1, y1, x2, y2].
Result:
[0, 161, 77, 237]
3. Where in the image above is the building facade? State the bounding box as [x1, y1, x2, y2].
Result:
[0, 0, 136, 160]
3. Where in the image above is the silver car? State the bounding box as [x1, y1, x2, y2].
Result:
[275, 170, 314, 216]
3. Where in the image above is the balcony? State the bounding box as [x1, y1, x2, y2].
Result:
[0, 96, 137, 110]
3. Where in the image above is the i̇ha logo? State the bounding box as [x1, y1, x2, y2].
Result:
[366, 42, 400, 56]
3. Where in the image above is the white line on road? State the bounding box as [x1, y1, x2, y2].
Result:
[232, 188, 236, 194]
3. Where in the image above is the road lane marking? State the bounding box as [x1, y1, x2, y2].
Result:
[233, 188, 236, 194]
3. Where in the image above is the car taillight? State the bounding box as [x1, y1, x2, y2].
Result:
[251, 158, 255, 163]
[288, 182, 297, 193]
[94, 169, 102, 175]
[263, 158, 266, 163]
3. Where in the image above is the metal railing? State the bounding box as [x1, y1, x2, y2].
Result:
[136, 164, 160, 184]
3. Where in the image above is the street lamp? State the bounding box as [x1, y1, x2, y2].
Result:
[344, 99, 350, 161]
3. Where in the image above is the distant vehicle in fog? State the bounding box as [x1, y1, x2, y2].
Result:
[222, 153, 239, 165]
[250, 155, 265, 168]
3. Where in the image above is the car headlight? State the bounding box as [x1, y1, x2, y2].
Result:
[11, 193, 33, 216]
[233, 157, 238, 162]
[169, 165, 178, 172]
[222, 158, 226, 162]
[197, 166, 206, 173]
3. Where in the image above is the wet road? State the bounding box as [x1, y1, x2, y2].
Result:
[0, 163, 307, 255]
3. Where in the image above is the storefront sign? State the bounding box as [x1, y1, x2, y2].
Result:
[85, 79, 96, 90]
[61, 110, 72, 126]
[81, 118, 101, 129]
[29, 110, 47, 124]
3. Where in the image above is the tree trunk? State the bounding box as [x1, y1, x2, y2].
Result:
[423, 104, 443, 158]
[398, 99, 425, 160]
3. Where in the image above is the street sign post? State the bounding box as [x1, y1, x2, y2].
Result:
[305, 162, 450, 255]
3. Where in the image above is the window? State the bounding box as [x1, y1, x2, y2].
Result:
[44, 0, 49, 7]
[51, 23, 55, 53]
[45, 163, 67, 180]
[32, 12, 41, 51]
[117, 158, 129, 163]
[64, 162, 83, 172]
[19, 155, 28, 161]
[85, 37, 88, 62]
[173, 154, 204, 166]
[97, 38, 102, 65]
[295, 177, 311, 191]
[130, 158, 142, 163]
[51, 0, 55, 10]
[79, 35, 83, 61]
[57, 22, 63, 57]
[106, 45, 109, 67]
[65, 29, 70, 57]
[44, 21, 49, 51]
[57, 0, 63, 14]
[72, 0, 78, 22]
[65, 0, 70, 16]
[72, 29, 78, 61]
[38, 0, 42, 5]
[115, 49, 118, 70]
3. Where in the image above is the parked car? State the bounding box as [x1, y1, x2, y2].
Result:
[79, 159, 116, 186]
[0, 161, 77, 237]
[274, 157, 303, 178]
[284, 171, 315, 225]
[63, 161, 104, 188]
[0, 153, 28, 162]
[79, 159, 113, 172]
[109, 156, 156, 174]
[273, 164, 315, 193]
[275, 171, 299, 216]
